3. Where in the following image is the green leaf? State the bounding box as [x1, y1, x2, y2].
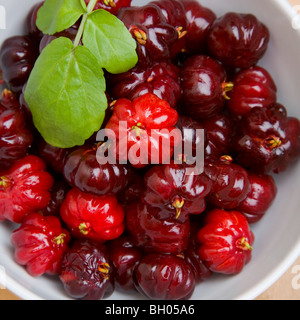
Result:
[24, 37, 107, 148]
[83, 9, 138, 74]
[36, 0, 86, 35]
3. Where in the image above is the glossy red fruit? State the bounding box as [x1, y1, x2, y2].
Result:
[108, 235, 143, 291]
[133, 253, 195, 300]
[117, 4, 179, 66]
[207, 12, 270, 69]
[118, 173, 146, 205]
[180, 55, 234, 119]
[227, 66, 277, 116]
[107, 61, 181, 109]
[232, 103, 300, 174]
[26, 2, 44, 41]
[85, 0, 132, 15]
[41, 179, 71, 217]
[142, 163, 212, 222]
[0, 155, 54, 223]
[59, 239, 114, 300]
[0, 99, 33, 170]
[0, 35, 39, 94]
[197, 209, 255, 275]
[37, 137, 75, 174]
[105, 93, 180, 168]
[179, 0, 216, 54]
[126, 202, 190, 255]
[205, 156, 250, 210]
[11, 213, 71, 277]
[183, 222, 212, 283]
[60, 187, 125, 242]
[236, 173, 277, 224]
[175, 115, 206, 163]
[198, 113, 234, 161]
[63, 145, 134, 196]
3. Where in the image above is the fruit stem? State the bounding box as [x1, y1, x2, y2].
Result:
[220, 155, 233, 165]
[73, 0, 98, 48]
[236, 237, 253, 251]
[103, 0, 116, 7]
[98, 262, 110, 280]
[78, 222, 91, 236]
[130, 26, 147, 45]
[222, 82, 234, 100]
[172, 197, 185, 219]
[176, 27, 188, 40]
[0, 176, 12, 191]
[264, 136, 282, 150]
[52, 233, 67, 246]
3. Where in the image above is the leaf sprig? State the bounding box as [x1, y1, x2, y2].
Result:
[25, 0, 138, 148]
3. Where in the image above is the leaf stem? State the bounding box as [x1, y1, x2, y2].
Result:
[73, 0, 98, 48]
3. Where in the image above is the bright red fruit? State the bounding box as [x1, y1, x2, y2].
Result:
[0, 155, 54, 223]
[197, 209, 255, 275]
[207, 12, 270, 69]
[107, 61, 181, 109]
[105, 93, 180, 168]
[126, 202, 190, 255]
[133, 253, 195, 300]
[236, 173, 277, 224]
[227, 66, 277, 116]
[60, 187, 125, 242]
[59, 239, 114, 300]
[142, 162, 212, 222]
[11, 213, 71, 277]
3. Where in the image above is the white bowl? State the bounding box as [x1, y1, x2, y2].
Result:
[0, 0, 300, 300]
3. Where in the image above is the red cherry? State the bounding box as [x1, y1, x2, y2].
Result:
[205, 157, 250, 210]
[59, 239, 114, 300]
[107, 61, 181, 109]
[11, 213, 71, 277]
[105, 93, 180, 168]
[180, 55, 234, 119]
[227, 66, 277, 116]
[142, 162, 212, 222]
[108, 235, 143, 291]
[126, 202, 190, 255]
[133, 253, 195, 300]
[236, 173, 277, 224]
[60, 187, 125, 242]
[207, 12, 270, 69]
[0, 155, 54, 223]
[197, 209, 255, 275]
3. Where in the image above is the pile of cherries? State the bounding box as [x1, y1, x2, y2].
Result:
[1, 0, 300, 300]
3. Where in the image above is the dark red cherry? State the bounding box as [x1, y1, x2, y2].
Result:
[180, 55, 233, 119]
[205, 156, 251, 210]
[232, 103, 300, 174]
[179, 0, 216, 54]
[117, 4, 179, 66]
[227, 66, 277, 116]
[0, 36, 39, 94]
[107, 61, 181, 109]
[207, 12, 270, 69]
[126, 202, 190, 255]
[236, 173, 277, 224]
[133, 253, 195, 300]
[59, 240, 114, 300]
[26, 2, 44, 41]
[108, 235, 143, 292]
